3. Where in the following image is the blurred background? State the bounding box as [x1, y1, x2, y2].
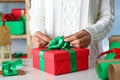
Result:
[0, 0, 120, 53]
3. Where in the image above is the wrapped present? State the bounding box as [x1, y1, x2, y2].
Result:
[32, 36, 89, 75]
[11, 8, 26, 18]
[5, 21, 25, 35]
[32, 48, 89, 75]
[0, 13, 25, 35]
[98, 41, 120, 60]
[2, 59, 23, 76]
[109, 35, 120, 45]
[96, 59, 120, 80]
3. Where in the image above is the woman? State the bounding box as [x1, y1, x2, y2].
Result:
[29, 0, 114, 59]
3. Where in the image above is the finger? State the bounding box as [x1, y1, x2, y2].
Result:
[64, 35, 77, 42]
[39, 39, 48, 47]
[70, 39, 81, 45]
[72, 42, 89, 48]
[33, 35, 40, 42]
[35, 31, 51, 42]
[34, 42, 40, 48]
[32, 36, 40, 48]
[32, 35, 47, 48]
[64, 30, 86, 42]
[71, 34, 90, 45]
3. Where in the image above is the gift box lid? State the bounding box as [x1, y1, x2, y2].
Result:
[32, 48, 89, 61]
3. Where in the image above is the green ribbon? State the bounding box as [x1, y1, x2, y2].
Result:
[65, 49, 77, 72]
[2, 59, 22, 76]
[13, 52, 25, 58]
[97, 61, 120, 80]
[39, 50, 45, 71]
[48, 36, 71, 50]
[39, 36, 77, 72]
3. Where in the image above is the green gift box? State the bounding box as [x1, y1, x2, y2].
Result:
[5, 21, 25, 35]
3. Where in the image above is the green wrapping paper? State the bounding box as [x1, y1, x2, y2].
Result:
[105, 42, 120, 60]
[97, 61, 120, 80]
[5, 21, 25, 35]
[0, 21, 2, 26]
[39, 36, 77, 72]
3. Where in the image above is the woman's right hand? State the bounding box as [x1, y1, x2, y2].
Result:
[32, 31, 51, 48]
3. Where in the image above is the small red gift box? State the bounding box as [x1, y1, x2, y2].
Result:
[11, 8, 26, 18]
[32, 48, 89, 75]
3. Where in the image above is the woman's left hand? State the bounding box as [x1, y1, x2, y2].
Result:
[64, 30, 91, 48]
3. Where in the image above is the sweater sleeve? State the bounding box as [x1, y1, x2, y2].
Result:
[29, 0, 46, 36]
[84, 0, 114, 44]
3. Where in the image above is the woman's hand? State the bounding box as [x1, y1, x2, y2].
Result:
[65, 30, 91, 48]
[32, 31, 51, 48]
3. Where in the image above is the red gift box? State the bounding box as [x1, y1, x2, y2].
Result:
[32, 48, 89, 75]
[11, 8, 26, 18]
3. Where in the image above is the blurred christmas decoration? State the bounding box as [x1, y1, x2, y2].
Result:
[0, 21, 12, 63]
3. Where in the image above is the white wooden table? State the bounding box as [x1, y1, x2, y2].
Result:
[0, 59, 99, 80]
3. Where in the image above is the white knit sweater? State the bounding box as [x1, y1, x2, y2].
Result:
[29, 0, 114, 58]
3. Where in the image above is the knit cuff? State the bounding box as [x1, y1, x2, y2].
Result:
[83, 26, 100, 44]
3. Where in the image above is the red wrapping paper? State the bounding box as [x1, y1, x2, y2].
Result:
[11, 8, 26, 18]
[32, 48, 89, 75]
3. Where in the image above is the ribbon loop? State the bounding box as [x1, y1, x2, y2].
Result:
[48, 36, 71, 49]
[99, 48, 120, 59]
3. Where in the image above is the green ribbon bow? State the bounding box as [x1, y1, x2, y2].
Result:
[48, 36, 71, 49]
[2, 59, 22, 76]
[13, 52, 25, 58]
[39, 36, 77, 72]
[105, 42, 120, 60]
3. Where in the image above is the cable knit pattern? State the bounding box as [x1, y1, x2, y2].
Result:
[61, 0, 81, 35]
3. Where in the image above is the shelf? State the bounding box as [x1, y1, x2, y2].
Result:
[11, 34, 27, 39]
[0, 0, 25, 3]
[0, 0, 32, 58]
